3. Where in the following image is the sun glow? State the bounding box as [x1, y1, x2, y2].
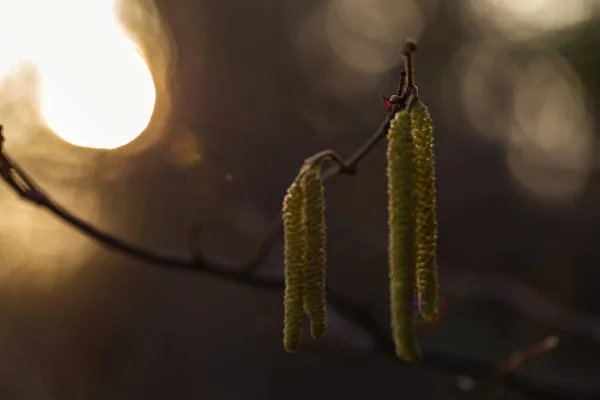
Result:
[0, 0, 156, 149]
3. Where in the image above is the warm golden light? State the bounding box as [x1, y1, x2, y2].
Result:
[0, 0, 157, 149]
[466, 0, 597, 39]
[38, 40, 156, 149]
[0, 0, 171, 283]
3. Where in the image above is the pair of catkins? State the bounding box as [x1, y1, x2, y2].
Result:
[282, 101, 438, 362]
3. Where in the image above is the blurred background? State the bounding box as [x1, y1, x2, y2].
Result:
[1, 0, 600, 398]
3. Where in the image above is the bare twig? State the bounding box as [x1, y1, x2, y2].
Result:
[303, 149, 355, 175]
[0, 115, 398, 279]
[463, 336, 561, 399]
[402, 38, 417, 91]
[498, 336, 560, 377]
[0, 45, 419, 280]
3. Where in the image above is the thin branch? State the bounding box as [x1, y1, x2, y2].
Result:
[0, 49, 418, 280]
[498, 336, 560, 377]
[303, 149, 355, 175]
[402, 38, 417, 91]
[464, 336, 561, 399]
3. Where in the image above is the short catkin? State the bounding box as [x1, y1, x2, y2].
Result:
[282, 180, 308, 352]
[387, 110, 421, 362]
[301, 166, 327, 339]
[410, 101, 439, 321]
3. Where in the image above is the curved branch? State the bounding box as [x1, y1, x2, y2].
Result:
[0, 43, 420, 279]
[0, 111, 391, 272]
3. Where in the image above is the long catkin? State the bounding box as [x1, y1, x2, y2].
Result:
[387, 110, 421, 362]
[302, 166, 327, 339]
[411, 102, 439, 322]
[282, 180, 307, 352]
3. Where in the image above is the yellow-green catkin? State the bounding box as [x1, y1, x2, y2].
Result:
[282, 180, 308, 352]
[411, 101, 439, 321]
[301, 165, 327, 339]
[387, 110, 421, 362]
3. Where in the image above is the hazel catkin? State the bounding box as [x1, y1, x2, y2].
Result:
[282, 180, 308, 352]
[301, 166, 327, 339]
[410, 101, 439, 322]
[387, 110, 421, 362]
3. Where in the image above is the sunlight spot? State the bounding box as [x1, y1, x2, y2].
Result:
[38, 39, 156, 149]
[466, 0, 597, 40]
[0, 0, 157, 149]
[506, 56, 593, 204]
[0, 0, 172, 282]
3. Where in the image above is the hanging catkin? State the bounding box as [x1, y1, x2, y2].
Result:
[282, 179, 307, 352]
[301, 165, 327, 339]
[410, 101, 439, 321]
[387, 110, 421, 362]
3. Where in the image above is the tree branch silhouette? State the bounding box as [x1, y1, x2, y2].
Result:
[0, 42, 597, 399]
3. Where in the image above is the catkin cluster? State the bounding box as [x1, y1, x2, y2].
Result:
[280, 100, 438, 359]
[282, 164, 327, 352]
[386, 101, 438, 362]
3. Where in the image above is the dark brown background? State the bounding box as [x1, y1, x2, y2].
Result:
[1, 0, 600, 399]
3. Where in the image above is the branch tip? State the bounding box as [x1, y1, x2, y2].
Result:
[303, 149, 354, 176]
[402, 38, 418, 55]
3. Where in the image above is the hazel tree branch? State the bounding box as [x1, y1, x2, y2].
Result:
[0, 41, 597, 399]
[0, 115, 392, 273]
[462, 336, 561, 399]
